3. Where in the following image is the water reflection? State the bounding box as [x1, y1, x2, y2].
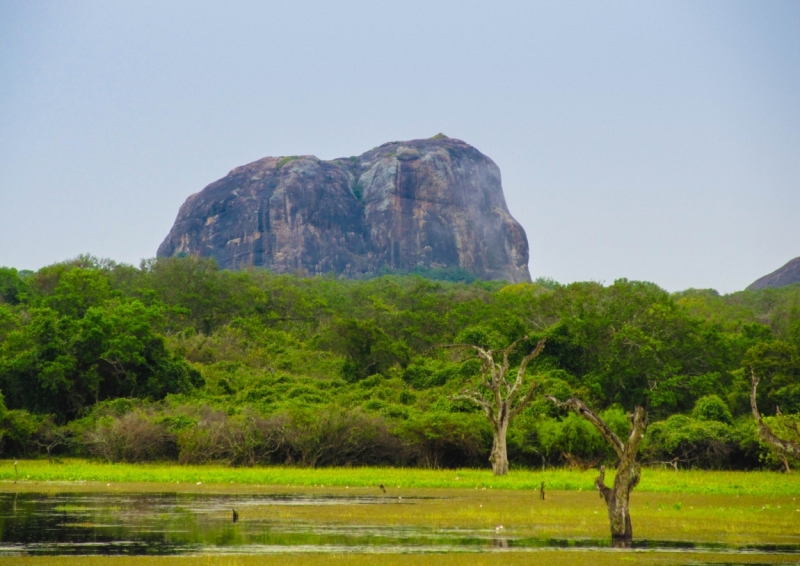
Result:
[0, 492, 797, 557]
[0, 492, 496, 556]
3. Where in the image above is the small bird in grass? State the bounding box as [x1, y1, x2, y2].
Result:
[378, 484, 386, 493]
[232, 509, 239, 523]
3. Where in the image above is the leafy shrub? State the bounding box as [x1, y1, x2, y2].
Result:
[336, 319, 410, 382]
[0, 392, 40, 457]
[0, 267, 28, 305]
[396, 411, 488, 468]
[1, 410, 41, 457]
[644, 415, 746, 468]
[692, 395, 733, 424]
[535, 409, 627, 468]
[31, 416, 73, 460]
[402, 359, 461, 389]
[756, 414, 800, 470]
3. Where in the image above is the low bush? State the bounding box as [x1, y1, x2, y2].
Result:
[396, 411, 488, 468]
[165, 405, 403, 468]
[86, 412, 176, 463]
[692, 395, 733, 424]
[643, 415, 759, 469]
[177, 408, 287, 466]
[282, 408, 402, 467]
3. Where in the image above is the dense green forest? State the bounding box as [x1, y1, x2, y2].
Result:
[0, 255, 798, 470]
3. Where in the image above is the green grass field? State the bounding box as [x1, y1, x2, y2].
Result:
[2, 459, 800, 496]
[3, 554, 800, 566]
[1, 553, 799, 566]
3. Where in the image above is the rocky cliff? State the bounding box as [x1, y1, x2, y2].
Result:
[747, 257, 800, 290]
[158, 135, 531, 283]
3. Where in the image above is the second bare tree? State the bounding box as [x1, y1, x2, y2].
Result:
[443, 337, 546, 475]
[547, 395, 647, 546]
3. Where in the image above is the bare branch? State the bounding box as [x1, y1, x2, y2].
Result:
[509, 338, 547, 398]
[454, 390, 492, 413]
[595, 464, 612, 502]
[546, 395, 625, 459]
[503, 335, 531, 358]
[436, 343, 493, 365]
[500, 335, 529, 386]
[436, 343, 495, 389]
[509, 381, 541, 420]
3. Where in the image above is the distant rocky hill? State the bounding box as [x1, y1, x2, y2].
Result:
[747, 257, 800, 291]
[158, 135, 531, 283]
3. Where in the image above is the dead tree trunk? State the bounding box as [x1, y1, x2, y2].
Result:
[547, 396, 646, 547]
[442, 337, 546, 476]
[750, 367, 800, 469]
[490, 420, 510, 475]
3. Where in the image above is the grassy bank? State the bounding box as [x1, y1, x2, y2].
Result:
[2, 459, 800, 496]
[2, 553, 800, 566]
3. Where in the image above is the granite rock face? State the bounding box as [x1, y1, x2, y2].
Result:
[747, 257, 800, 290]
[158, 135, 531, 282]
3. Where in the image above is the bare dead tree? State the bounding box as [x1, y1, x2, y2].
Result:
[546, 395, 646, 546]
[441, 337, 546, 475]
[750, 367, 800, 472]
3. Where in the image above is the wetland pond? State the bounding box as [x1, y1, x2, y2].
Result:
[0, 488, 798, 559]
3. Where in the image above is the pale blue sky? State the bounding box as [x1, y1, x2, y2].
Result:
[1, 1, 798, 292]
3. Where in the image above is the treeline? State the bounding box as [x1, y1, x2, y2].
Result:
[0, 255, 798, 470]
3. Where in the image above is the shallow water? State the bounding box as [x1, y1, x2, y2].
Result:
[0, 491, 797, 557]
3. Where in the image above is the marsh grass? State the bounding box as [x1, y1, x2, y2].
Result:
[1, 552, 800, 566]
[230, 488, 800, 545]
[2, 459, 800, 496]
